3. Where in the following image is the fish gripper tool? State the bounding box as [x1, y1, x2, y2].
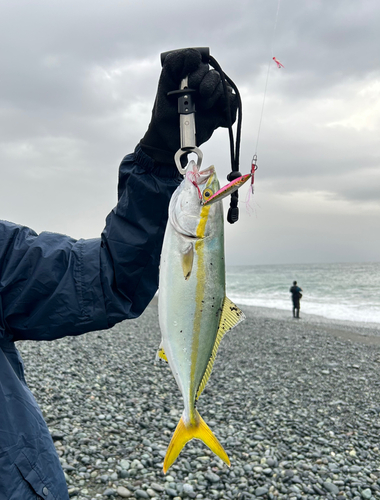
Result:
[168, 76, 203, 175]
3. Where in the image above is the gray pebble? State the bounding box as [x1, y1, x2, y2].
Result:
[165, 488, 178, 497]
[351, 466, 363, 473]
[119, 459, 130, 470]
[150, 483, 165, 492]
[183, 483, 196, 497]
[102, 489, 116, 497]
[51, 431, 66, 441]
[266, 458, 277, 467]
[255, 486, 269, 497]
[324, 481, 340, 495]
[116, 486, 133, 498]
[205, 472, 220, 483]
[134, 490, 149, 499]
[361, 489, 373, 500]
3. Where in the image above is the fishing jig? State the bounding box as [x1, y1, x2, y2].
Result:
[273, 56, 284, 68]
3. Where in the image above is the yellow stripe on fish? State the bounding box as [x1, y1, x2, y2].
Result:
[195, 204, 211, 240]
[189, 204, 211, 422]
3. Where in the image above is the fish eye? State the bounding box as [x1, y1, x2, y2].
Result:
[202, 188, 214, 201]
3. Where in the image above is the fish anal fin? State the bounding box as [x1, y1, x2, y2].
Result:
[156, 341, 168, 363]
[163, 409, 230, 473]
[181, 244, 194, 280]
[196, 297, 245, 399]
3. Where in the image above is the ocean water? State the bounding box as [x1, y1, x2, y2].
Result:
[226, 262, 380, 325]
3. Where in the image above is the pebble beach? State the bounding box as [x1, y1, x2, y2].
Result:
[18, 300, 380, 500]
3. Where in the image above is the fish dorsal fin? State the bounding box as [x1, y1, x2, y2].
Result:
[156, 341, 168, 363]
[196, 297, 245, 399]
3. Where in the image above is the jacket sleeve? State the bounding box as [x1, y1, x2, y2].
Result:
[0, 146, 181, 342]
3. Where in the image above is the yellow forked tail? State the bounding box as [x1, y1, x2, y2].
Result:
[163, 409, 230, 473]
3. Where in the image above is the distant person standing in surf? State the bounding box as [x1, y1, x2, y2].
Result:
[290, 281, 303, 318]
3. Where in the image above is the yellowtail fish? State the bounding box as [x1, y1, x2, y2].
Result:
[158, 161, 247, 473]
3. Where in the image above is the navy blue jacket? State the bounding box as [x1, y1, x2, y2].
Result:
[0, 146, 180, 499]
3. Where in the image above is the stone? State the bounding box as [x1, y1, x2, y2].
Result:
[103, 489, 116, 497]
[361, 489, 372, 500]
[351, 466, 362, 473]
[324, 482, 340, 495]
[150, 483, 165, 492]
[68, 488, 79, 497]
[131, 459, 143, 469]
[266, 458, 277, 467]
[119, 459, 130, 470]
[51, 431, 65, 441]
[62, 464, 75, 472]
[255, 486, 269, 497]
[183, 483, 195, 495]
[117, 486, 133, 498]
[205, 472, 220, 483]
[134, 490, 149, 499]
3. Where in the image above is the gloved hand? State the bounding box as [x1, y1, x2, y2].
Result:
[140, 48, 238, 165]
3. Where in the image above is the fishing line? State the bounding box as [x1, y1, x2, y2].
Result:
[254, 0, 282, 158]
[254, 61, 271, 157]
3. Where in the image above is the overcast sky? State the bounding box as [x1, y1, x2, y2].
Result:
[1, 0, 379, 266]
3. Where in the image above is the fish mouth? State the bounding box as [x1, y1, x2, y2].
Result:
[197, 166, 215, 183]
[185, 165, 216, 202]
[186, 164, 215, 182]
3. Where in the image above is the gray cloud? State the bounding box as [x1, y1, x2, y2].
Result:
[1, 0, 379, 264]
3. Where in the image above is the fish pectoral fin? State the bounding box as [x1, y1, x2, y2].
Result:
[163, 410, 230, 474]
[196, 297, 245, 399]
[181, 244, 194, 280]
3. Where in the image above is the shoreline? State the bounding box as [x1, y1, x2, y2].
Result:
[237, 302, 380, 345]
[153, 294, 380, 344]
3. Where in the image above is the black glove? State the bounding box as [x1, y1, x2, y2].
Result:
[140, 48, 238, 164]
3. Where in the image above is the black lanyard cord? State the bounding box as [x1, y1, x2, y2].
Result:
[209, 55, 243, 223]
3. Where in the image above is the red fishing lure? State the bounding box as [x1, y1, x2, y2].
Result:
[273, 56, 284, 68]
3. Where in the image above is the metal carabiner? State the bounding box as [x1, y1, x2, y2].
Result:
[174, 148, 203, 175]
